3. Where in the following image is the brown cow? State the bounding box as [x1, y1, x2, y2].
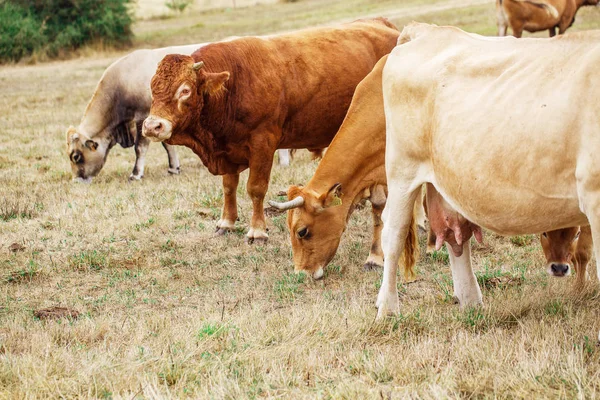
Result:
[267, 55, 426, 279]
[142, 18, 400, 243]
[541, 226, 593, 287]
[496, 0, 599, 38]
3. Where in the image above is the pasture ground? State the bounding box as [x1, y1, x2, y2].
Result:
[1, 0, 600, 398]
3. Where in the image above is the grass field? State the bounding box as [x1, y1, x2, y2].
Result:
[2, 0, 600, 398]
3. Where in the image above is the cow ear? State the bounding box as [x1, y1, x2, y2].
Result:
[66, 126, 78, 144]
[85, 140, 98, 151]
[321, 183, 343, 208]
[203, 71, 230, 96]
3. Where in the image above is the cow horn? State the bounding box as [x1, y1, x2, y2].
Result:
[268, 196, 305, 210]
[192, 61, 204, 70]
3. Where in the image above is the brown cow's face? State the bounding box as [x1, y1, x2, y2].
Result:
[65, 126, 106, 183]
[285, 184, 348, 280]
[142, 54, 230, 142]
[540, 227, 580, 278]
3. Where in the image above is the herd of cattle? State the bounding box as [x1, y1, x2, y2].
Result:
[66, 1, 599, 326]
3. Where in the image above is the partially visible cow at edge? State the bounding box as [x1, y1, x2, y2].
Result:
[66, 43, 294, 182]
[496, 0, 599, 37]
[376, 23, 599, 320]
[142, 18, 400, 243]
[268, 55, 426, 279]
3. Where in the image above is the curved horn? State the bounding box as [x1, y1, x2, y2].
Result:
[192, 61, 204, 70]
[268, 196, 305, 211]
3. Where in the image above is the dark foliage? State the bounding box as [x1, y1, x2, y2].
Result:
[0, 0, 133, 62]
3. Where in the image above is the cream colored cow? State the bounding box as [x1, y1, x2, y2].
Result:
[377, 23, 600, 319]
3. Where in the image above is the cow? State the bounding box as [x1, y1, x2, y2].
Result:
[66, 43, 294, 183]
[267, 55, 426, 279]
[496, 0, 599, 38]
[142, 18, 400, 243]
[66, 44, 200, 183]
[541, 226, 593, 287]
[376, 23, 599, 320]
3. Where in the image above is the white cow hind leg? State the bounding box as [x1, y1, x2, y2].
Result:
[376, 186, 419, 318]
[447, 241, 483, 307]
[277, 149, 291, 167]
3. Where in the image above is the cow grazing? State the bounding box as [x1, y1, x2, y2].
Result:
[142, 18, 400, 243]
[541, 226, 593, 287]
[376, 23, 599, 319]
[268, 55, 426, 279]
[65, 43, 297, 183]
[496, 0, 599, 38]
[66, 45, 204, 182]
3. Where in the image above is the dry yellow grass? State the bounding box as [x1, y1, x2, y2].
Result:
[2, 1, 600, 398]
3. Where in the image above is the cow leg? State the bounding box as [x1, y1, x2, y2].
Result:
[162, 142, 181, 175]
[216, 173, 239, 235]
[512, 25, 524, 38]
[364, 184, 386, 270]
[414, 189, 427, 232]
[277, 149, 290, 167]
[496, 2, 509, 36]
[447, 240, 483, 307]
[245, 151, 275, 244]
[130, 134, 150, 181]
[574, 226, 593, 288]
[549, 27, 557, 37]
[376, 185, 420, 318]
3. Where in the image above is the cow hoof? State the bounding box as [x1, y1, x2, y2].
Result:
[245, 236, 268, 245]
[363, 261, 383, 271]
[376, 289, 399, 318]
[168, 167, 181, 175]
[129, 174, 143, 181]
[245, 228, 268, 244]
[455, 294, 483, 308]
[215, 227, 232, 236]
[215, 219, 235, 236]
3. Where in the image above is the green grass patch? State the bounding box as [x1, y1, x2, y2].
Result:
[69, 250, 108, 271]
[274, 272, 306, 300]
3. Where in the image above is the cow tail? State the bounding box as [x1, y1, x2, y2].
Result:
[400, 214, 419, 280]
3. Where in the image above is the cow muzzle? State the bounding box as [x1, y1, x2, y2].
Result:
[142, 116, 173, 142]
[547, 262, 570, 277]
[312, 267, 324, 280]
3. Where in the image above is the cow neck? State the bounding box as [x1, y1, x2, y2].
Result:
[79, 73, 119, 140]
[305, 71, 386, 206]
[178, 86, 240, 176]
[181, 45, 247, 175]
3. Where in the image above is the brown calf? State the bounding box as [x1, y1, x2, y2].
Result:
[142, 18, 399, 243]
[540, 225, 593, 287]
[497, 0, 599, 38]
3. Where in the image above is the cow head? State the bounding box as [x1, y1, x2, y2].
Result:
[269, 183, 348, 280]
[540, 227, 580, 278]
[142, 54, 230, 142]
[65, 126, 108, 183]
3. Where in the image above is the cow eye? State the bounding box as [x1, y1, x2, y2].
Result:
[71, 152, 83, 164]
[297, 227, 308, 239]
[180, 88, 191, 98]
[573, 231, 581, 241]
[542, 232, 548, 238]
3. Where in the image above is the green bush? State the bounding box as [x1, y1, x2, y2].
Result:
[0, 3, 45, 62]
[0, 0, 134, 63]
